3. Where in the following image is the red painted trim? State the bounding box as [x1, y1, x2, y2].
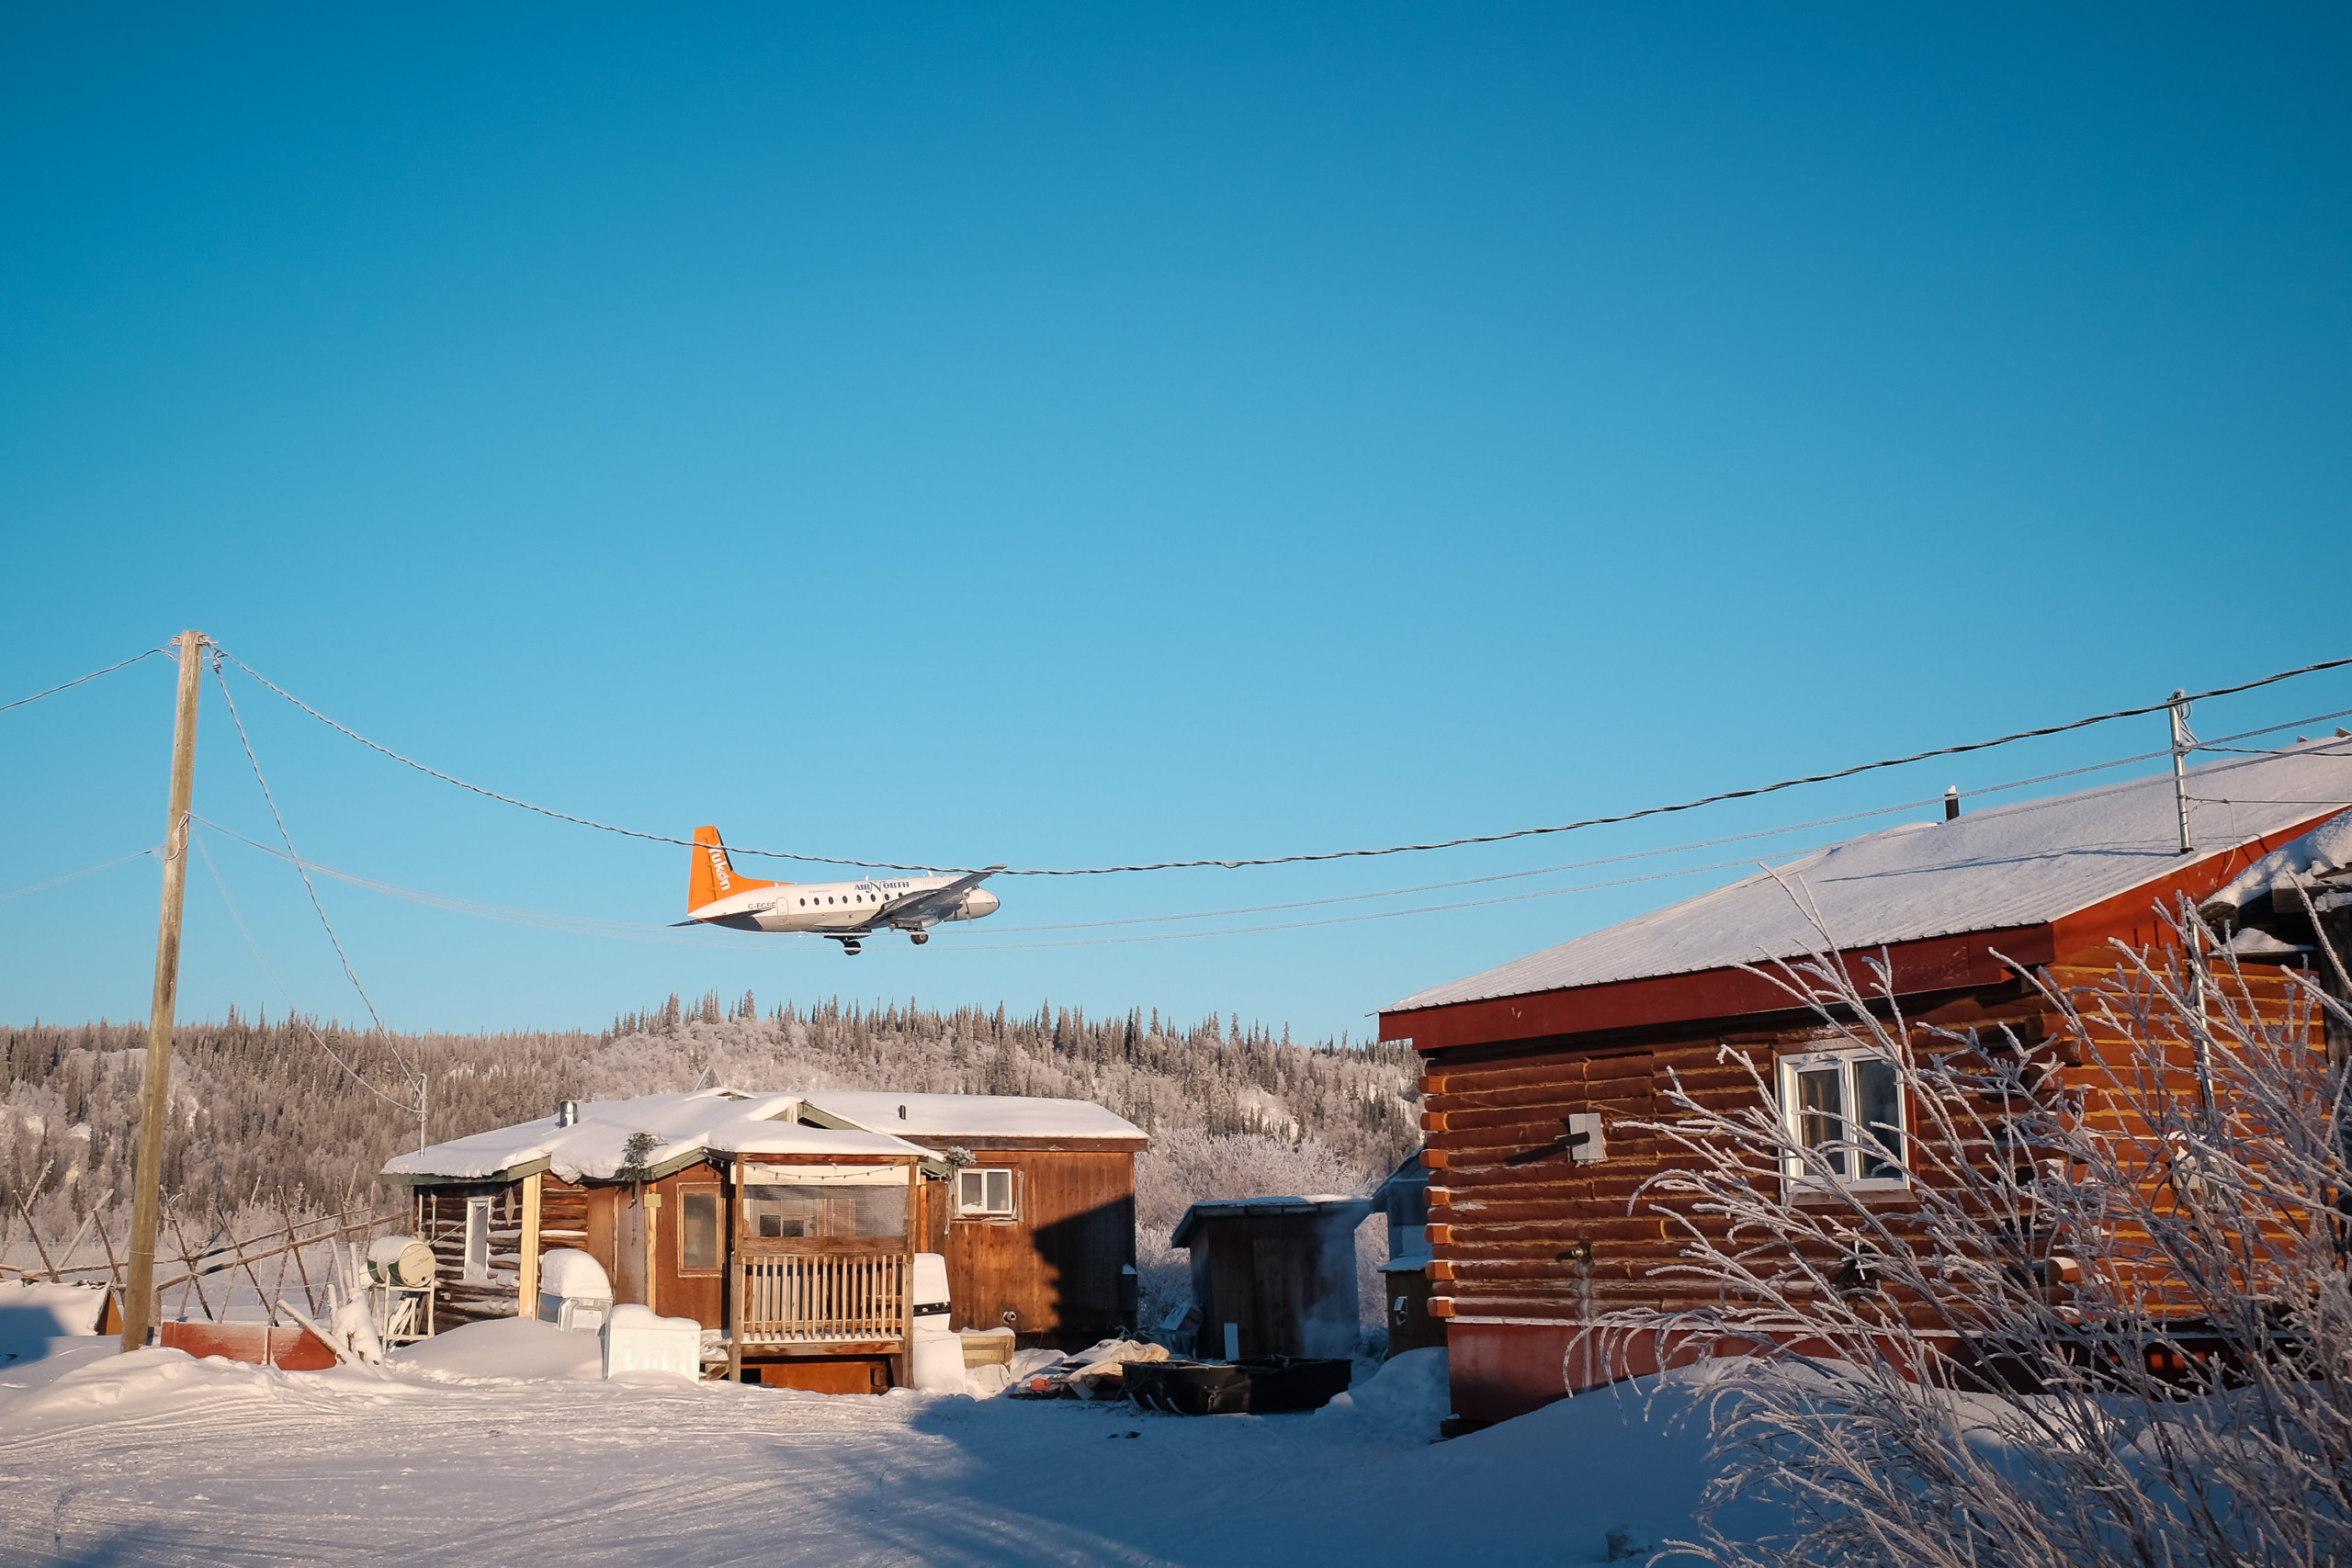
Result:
[1383, 928, 2046, 1052]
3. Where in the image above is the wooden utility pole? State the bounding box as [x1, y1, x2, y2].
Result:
[2169, 689, 2196, 856]
[121, 629, 203, 1352]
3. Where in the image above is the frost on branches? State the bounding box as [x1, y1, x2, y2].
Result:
[1591, 897, 2352, 1568]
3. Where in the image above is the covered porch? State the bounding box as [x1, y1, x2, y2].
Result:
[725, 1151, 931, 1393]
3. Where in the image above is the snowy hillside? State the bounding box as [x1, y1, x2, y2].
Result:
[2, 995, 1421, 1314]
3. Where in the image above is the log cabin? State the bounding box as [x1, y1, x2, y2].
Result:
[380, 1088, 1148, 1391]
[1378, 739, 2352, 1426]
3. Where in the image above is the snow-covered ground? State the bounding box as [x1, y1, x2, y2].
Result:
[0, 1305, 1758, 1567]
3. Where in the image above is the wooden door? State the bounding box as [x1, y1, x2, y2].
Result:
[1250, 1236, 1306, 1358]
[613, 1192, 648, 1305]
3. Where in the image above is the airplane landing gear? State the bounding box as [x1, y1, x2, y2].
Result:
[910, 931, 930, 946]
[842, 940, 863, 956]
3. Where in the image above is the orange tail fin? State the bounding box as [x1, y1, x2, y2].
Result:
[690, 826, 778, 910]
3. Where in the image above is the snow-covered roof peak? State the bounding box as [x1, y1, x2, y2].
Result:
[800, 1091, 1145, 1144]
[382, 1088, 931, 1183]
[1386, 740, 2352, 1018]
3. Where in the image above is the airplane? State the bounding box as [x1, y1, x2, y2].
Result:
[678, 826, 1001, 955]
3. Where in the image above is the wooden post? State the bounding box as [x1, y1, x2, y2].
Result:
[644, 1187, 660, 1316]
[516, 1172, 542, 1316]
[122, 629, 203, 1353]
[894, 1157, 918, 1391]
[2170, 689, 2195, 856]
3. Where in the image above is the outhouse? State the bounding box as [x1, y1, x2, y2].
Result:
[1171, 1194, 1374, 1360]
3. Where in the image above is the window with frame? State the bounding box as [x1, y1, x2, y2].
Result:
[956, 1168, 1017, 1219]
[677, 1182, 722, 1274]
[741, 1180, 907, 1240]
[462, 1196, 492, 1283]
[1779, 1047, 1907, 1189]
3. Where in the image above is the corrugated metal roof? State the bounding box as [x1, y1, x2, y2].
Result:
[1385, 739, 2352, 1018]
[802, 1090, 1144, 1142]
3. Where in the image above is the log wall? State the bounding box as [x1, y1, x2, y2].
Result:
[1420, 954, 2325, 1420]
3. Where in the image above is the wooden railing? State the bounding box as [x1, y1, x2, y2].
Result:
[735, 1240, 909, 1346]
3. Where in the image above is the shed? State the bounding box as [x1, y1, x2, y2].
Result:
[1379, 739, 2352, 1425]
[1172, 1195, 1374, 1360]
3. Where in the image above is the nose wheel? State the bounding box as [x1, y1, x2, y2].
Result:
[910, 931, 930, 946]
[841, 939, 863, 956]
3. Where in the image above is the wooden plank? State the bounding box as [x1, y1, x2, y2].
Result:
[519, 1175, 540, 1316]
[739, 1235, 910, 1257]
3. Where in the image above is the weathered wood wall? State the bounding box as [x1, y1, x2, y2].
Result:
[416, 1185, 524, 1325]
[942, 1149, 1136, 1348]
[1185, 1212, 1358, 1359]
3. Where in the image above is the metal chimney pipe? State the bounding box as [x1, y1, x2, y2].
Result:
[1944, 786, 1960, 822]
[556, 1100, 579, 1128]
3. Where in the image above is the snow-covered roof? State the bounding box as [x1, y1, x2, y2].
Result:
[2199, 806, 2352, 919]
[1387, 739, 2352, 1017]
[800, 1091, 1146, 1145]
[383, 1089, 932, 1183]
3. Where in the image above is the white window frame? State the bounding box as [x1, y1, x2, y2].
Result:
[1778, 1046, 1909, 1192]
[955, 1167, 1019, 1220]
[462, 1196, 492, 1282]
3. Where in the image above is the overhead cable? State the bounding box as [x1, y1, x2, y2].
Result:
[192, 830, 424, 1112]
[0, 648, 164, 716]
[218, 648, 2352, 876]
[210, 658, 411, 1080]
[0, 848, 160, 905]
[191, 726, 2350, 953]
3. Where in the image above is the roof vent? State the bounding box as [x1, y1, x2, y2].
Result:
[1945, 786, 1961, 822]
[898, 1103, 908, 1120]
[556, 1100, 579, 1128]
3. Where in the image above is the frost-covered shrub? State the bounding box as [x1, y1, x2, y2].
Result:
[1596, 903, 2352, 1568]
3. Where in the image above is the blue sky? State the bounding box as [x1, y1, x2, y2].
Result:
[4, 5, 2349, 1047]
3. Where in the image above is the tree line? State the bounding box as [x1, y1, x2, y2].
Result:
[0, 993, 1423, 1235]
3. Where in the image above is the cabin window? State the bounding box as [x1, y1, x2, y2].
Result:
[678, 1183, 722, 1274]
[956, 1168, 1018, 1219]
[741, 1181, 908, 1239]
[463, 1196, 492, 1283]
[1778, 1048, 1907, 1188]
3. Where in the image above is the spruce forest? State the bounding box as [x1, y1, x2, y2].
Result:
[1, 993, 1423, 1314]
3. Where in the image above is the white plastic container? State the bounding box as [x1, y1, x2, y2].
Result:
[536, 1247, 614, 1334]
[601, 1303, 701, 1380]
[908, 1251, 965, 1393]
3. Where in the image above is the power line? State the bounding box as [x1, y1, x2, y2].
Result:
[191, 829, 424, 1114]
[0, 648, 164, 716]
[210, 657, 413, 1084]
[218, 647, 2352, 877]
[195, 815, 784, 950]
[194, 732, 2352, 957]
[0, 848, 160, 905]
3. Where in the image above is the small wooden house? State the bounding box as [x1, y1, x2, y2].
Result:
[381, 1088, 1147, 1391]
[1172, 1195, 1373, 1359]
[1377, 742, 2352, 1426]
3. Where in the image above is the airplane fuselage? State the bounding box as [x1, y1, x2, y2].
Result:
[688, 874, 1001, 934]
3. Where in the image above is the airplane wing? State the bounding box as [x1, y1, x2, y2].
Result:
[861, 866, 1004, 929]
